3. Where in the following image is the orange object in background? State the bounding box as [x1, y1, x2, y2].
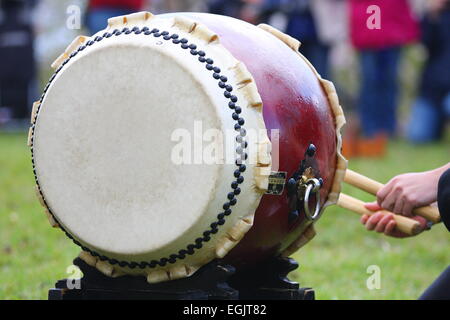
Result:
[357, 134, 388, 158]
[341, 113, 359, 158]
[342, 133, 388, 159]
[341, 112, 388, 159]
[341, 136, 358, 158]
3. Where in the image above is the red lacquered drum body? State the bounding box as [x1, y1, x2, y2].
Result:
[175, 13, 343, 268]
[31, 11, 346, 281]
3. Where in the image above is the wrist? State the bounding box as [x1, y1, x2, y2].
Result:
[430, 163, 450, 182]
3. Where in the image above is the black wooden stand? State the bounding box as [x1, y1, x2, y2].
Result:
[48, 256, 314, 300]
[229, 257, 314, 300]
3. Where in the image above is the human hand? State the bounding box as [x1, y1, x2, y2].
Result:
[376, 171, 440, 217]
[361, 203, 428, 238]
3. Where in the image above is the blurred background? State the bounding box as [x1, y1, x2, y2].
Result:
[0, 0, 449, 299]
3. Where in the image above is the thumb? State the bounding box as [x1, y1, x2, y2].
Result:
[364, 202, 382, 212]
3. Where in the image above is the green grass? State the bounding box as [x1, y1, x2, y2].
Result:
[0, 132, 449, 299]
[0, 133, 79, 299]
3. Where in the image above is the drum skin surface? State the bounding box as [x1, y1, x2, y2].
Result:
[164, 13, 338, 268]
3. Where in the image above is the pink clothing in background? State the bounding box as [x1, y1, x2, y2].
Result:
[349, 0, 420, 50]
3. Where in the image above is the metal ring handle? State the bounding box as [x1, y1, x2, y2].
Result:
[304, 179, 321, 221]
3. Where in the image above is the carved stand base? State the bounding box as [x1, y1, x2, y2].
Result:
[49, 257, 314, 300]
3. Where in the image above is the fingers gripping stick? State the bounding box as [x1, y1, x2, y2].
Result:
[344, 169, 440, 223]
[337, 193, 421, 236]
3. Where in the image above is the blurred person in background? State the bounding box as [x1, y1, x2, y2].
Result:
[85, 0, 147, 34]
[208, 0, 246, 19]
[261, 0, 347, 80]
[239, 0, 263, 24]
[0, 0, 38, 128]
[207, 0, 263, 24]
[348, 0, 420, 157]
[150, 0, 206, 13]
[407, 0, 450, 143]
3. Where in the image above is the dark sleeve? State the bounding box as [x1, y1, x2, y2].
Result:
[420, 16, 439, 53]
[438, 168, 450, 232]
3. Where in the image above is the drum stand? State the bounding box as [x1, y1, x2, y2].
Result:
[48, 256, 314, 300]
[229, 257, 314, 300]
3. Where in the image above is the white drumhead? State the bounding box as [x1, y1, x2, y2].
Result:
[34, 42, 222, 255]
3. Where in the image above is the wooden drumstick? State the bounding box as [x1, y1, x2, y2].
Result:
[337, 193, 422, 236]
[344, 169, 441, 223]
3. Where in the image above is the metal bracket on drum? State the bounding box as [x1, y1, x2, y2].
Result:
[286, 143, 323, 223]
